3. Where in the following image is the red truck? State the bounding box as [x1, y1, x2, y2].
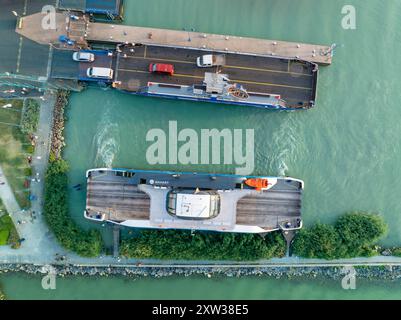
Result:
[149, 63, 174, 76]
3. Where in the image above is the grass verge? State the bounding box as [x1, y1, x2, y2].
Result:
[0, 199, 20, 248]
[0, 99, 36, 208]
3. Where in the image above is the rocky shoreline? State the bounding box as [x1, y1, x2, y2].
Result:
[1, 263, 401, 281]
[50, 90, 70, 160]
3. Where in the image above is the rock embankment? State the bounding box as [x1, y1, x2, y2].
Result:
[50, 90, 70, 159]
[0, 264, 400, 280]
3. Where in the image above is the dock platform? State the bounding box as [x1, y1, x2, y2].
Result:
[16, 12, 333, 65]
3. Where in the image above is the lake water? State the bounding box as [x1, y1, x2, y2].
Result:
[4, 0, 401, 299]
[1, 273, 401, 300]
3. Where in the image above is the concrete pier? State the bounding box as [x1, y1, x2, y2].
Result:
[87, 23, 333, 65]
[17, 12, 333, 65]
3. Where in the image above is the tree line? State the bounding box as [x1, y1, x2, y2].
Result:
[120, 229, 286, 261]
[44, 159, 102, 257]
[292, 212, 388, 259]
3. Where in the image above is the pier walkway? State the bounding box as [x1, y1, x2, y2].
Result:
[89, 24, 333, 65]
[16, 12, 333, 65]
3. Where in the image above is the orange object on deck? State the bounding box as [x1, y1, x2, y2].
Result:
[244, 178, 268, 191]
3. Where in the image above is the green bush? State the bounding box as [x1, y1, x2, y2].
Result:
[44, 159, 103, 257]
[0, 149, 8, 162]
[291, 223, 340, 259]
[335, 213, 387, 257]
[0, 230, 9, 246]
[390, 248, 401, 257]
[120, 229, 286, 261]
[23, 167, 32, 177]
[0, 286, 5, 300]
[21, 99, 40, 135]
[25, 145, 35, 154]
[0, 214, 19, 247]
[292, 213, 388, 260]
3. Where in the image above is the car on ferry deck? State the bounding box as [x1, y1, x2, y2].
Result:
[72, 51, 95, 62]
[149, 63, 174, 76]
[86, 67, 114, 80]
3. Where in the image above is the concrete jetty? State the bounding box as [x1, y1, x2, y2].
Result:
[16, 12, 333, 65]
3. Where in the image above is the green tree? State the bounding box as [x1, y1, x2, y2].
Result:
[44, 159, 103, 257]
[120, 229, 286, 261]
[292, 212, 388, 259]
[292, 223, 339, 259]
[335, 212, 387, 257]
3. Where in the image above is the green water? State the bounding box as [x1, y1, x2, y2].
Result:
[1, 273, 401, 300]
[5, 0, 401, 299]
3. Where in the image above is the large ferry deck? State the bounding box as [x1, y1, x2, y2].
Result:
[114, 45, 318, 109]
[85, 169, 303, 234]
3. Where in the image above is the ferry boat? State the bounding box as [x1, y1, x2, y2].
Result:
[85, 168, 304, 234]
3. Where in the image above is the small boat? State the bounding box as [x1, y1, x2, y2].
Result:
[73, 183, 81, 188]
[244, 178, 268, 191]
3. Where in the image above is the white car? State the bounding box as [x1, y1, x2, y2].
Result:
[72, 51, 95, 62]
[196, 54, 226, 68]
[86, 67, 114, 80]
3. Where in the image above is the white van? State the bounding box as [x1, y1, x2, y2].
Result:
[86, 67, 113, 80]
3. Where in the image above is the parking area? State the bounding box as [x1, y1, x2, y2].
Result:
[114, 44, 317, 107]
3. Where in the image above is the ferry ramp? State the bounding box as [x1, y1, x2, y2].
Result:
[86, 179, 150, 222]
[50, 49, 80, 80]
[236, 189, 302, 230]
[114, 45, 317, 108]
[50, 49, 115, 85]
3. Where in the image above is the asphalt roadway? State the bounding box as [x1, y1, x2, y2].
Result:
[0, 0, 55, 78]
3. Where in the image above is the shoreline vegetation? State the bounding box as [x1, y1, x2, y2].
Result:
[292, 213, 388, 260]
[0, 284, 5, 300]
[44, 159, 103, 257]
[120, 230, 286, 260]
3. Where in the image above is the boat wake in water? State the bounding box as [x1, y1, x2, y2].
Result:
[267, 116, 300, 176]
[93, 110, 120, 168]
